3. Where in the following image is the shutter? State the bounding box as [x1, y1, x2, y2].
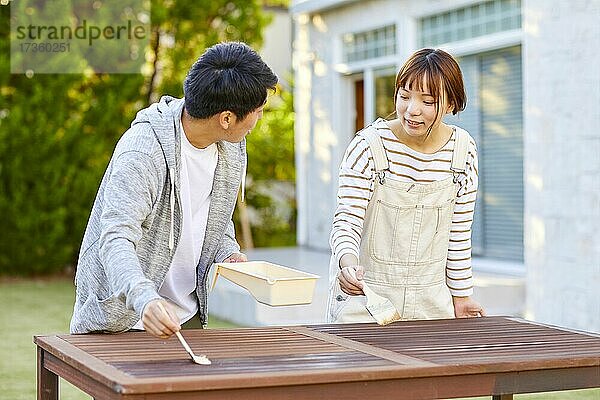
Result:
[480, 46, 523, 261]
[445, 46, 523, 262]
[444, 56, 484, 254]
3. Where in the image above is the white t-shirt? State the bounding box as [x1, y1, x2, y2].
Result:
[133, 121, 218, 329]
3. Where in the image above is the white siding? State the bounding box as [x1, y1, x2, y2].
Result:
[524, 0, 600, 333]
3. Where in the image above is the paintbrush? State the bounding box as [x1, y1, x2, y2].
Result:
[348, 269, 401, 325]
[156, 302, 211, 365]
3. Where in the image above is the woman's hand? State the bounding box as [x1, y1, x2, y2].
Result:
[453, 296, 486, 318]
[338, 265, 366, 296]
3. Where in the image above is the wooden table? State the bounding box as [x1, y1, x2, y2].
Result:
[35, 316, 600, 400]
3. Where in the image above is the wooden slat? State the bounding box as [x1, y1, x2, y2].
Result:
[64, 327, 346, 362]
[34, 335, 137, 388]
[34, 317, 600, 396]
[311, 317, 600, 368]
[286, 326, 436, 366]
[111, 351, 392, 378]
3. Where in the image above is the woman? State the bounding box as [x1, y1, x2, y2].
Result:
[327, 48, 485, 323]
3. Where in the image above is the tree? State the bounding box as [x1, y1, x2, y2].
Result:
[234, 86, 296, 248]
[0, 1, 272, 275]
[146, 1, 270, 100]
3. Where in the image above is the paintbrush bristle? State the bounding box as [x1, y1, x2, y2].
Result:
[366, 298, 401, 326]
[379, 309, 401, 326]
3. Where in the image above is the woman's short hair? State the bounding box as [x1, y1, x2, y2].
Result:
[184, 42, 278, 120]
[394, 48, 466, 115]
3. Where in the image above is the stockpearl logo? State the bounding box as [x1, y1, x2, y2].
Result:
[10, 0, 150, 74]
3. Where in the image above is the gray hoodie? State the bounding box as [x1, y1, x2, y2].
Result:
[70, 96, 244, 333]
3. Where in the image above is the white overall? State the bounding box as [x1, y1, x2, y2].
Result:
[327, 125, 469, 322]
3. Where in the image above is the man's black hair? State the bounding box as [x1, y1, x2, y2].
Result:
[183, 42, 278, 120]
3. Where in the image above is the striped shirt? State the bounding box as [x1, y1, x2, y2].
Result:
[330, 118, 479, 297]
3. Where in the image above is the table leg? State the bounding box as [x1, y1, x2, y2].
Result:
[492, 395, 513, 400]
[37, 347, 58, 400]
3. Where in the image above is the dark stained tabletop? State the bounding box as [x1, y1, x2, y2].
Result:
[34, 316, 600, 399]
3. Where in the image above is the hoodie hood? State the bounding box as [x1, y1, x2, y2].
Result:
[131, 95, 184, 174]
[131, 95, 248, 204]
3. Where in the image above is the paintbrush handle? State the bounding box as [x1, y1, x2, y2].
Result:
[155, 301, 176, 326]
[156, 302, 194, 357]
[360, 280, 377, 298]
[346, 267, 373, 297]
[175, 331, 195, 358]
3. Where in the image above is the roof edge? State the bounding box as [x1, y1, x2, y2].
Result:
[290, 0, 360, 15]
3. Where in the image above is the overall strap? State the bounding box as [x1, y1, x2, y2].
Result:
[361, 127, 389, 183]
[450, 127, 469, 182]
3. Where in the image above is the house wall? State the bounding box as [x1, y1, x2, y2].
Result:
[292, 0, 600, 332]
[293, 0, 522, 251]
[261, 7, 293, 88]
[294, 0, 410, 249]
[523, 0, 600, 333]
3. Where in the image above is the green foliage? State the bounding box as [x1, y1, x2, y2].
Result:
[248, 89, 295, 182]
[261, 0, 290, 7]
[234, 87, 296, 248]
[0, 73, 143, 275]
[0, 1, 275, 275]
[149, 0, 271, 98]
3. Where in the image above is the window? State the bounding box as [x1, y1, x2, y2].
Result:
[445, 47, 524, 262]
[419, 0, 521, 47]
[342, 25, 396, 63]
[351, 68, 395, 134]
[419, 0, 524, 262]
[342, 26, 397, 133]
[374, 67, 396, 120]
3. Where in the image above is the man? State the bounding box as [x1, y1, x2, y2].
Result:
[70, 42, 278, 338]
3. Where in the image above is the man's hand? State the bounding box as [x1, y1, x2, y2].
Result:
[453, 296, 486, 318]
[223, 252, 248, 263]
[142, 299, 181, 339]
[338, 265, 366, 296]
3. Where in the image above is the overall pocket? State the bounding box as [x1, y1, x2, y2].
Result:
[412, 283, 454, 320]
[369, 198, 455, 265]
[426, 198, 455, 263]
[369, 199, 415, 264]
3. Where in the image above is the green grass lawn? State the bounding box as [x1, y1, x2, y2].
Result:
[0, 278, 237, 400]
[1, 278, 598, 400]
